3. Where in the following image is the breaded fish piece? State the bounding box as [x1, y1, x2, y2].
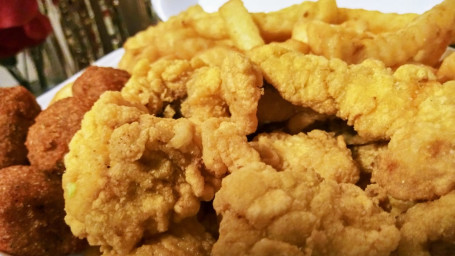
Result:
[251, 130, 359, 183]
[26, 97, 88, 173]
[248, 44, 440, 140]
[122, 47, 262, 134]
[396, 191, 455, 256]
[213, 162, 400, 256]
[373, 82, 455, 200]
[0, 165, 86, 256]
[72, 66, 130, 109]
[63, 92, 219, 255]
[249, 44, 455, 200]
[105, 219, 214, 256]
[0, 86, 41, 169]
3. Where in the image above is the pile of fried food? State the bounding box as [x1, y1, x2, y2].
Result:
[2, 0, 455, 255]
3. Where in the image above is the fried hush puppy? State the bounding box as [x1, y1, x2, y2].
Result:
[25, 97, 89, 173]
[72, 66, 131, 108]
[0, 165, 86, 256]
[26, 66, 130, 173]
[0, 86, 41, 169]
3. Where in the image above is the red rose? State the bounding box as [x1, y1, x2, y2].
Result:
[0, 0, 53, 58]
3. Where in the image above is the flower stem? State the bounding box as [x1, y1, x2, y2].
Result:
[30, 44, 48, 91]
[4, 64, 33, 92]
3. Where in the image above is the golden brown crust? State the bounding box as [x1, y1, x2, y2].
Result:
[26, 97, 88, 173]
[0, 165, 86, 256]
[72, 66, 130, 108]
[0, 86, 41, 169]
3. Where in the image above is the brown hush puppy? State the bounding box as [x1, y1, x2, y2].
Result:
[0, 165, 86, 256]
[0, 86, 41, 169]
[72, 66, 131, 108]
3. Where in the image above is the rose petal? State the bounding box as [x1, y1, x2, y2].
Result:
[0, 0, 39, 29]
[23, 12, 53, 40]
[0, 27, 43, 58]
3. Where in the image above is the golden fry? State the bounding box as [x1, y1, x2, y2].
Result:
[219, 0, 264, 51]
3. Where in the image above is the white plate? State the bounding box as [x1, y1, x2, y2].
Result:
[9, 1, 445, 256]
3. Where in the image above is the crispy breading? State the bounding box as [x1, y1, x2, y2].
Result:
[248, 44, 440, 140]
[438, 51, 455, 82]
[213, 163, 400, 256]
[118, 6, 233, 73]
[249, 44, 455, 200]
[251, 130, 359, 183]
[373, 82, 455, 200]
[63, 92, 218, 255]
[105, 219, 214, 256]
[0, 86, 41, 169]
[122, 47, 262, 133]
[293, 0, 455, 67]
[0, 165, 86, 256]
[396, 191, 455, 256]
[350, 142, 388, 174]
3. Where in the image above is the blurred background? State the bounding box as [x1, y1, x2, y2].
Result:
[0, 0, 159, 95]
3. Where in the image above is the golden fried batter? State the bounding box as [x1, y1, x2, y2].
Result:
[293, 0, 455, 67]
[251, 130, 359, 183]
[0, 86, 41, 169]
[249, 44, 455, 200]
[0, 165, 86, 256]
[213, 163, 400, 256]
[106, 219, 214, 256]
[396, 191, 455, 256]
[350, 142, 388, 174]
[373, 82, 455, 200]
[122, 47, 262, 134]
[63, 92, 218, 255]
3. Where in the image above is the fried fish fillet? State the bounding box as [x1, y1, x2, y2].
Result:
[213, 162, 400, 256]
[63, 92, 218, 255]
[396, 191, 455, 256]
[249, 44, 455, 200]
[251, 130, 359, 183]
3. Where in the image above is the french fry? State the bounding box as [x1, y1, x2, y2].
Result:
[219, 0, 264, 51]
[50, 82, 73, 105]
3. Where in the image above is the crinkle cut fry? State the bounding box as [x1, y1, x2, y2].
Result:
[118, 5, 232, 73]
[63, 92, 218, 255]
[293, 0, 455, 67]
[248, 44, 455, 200]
